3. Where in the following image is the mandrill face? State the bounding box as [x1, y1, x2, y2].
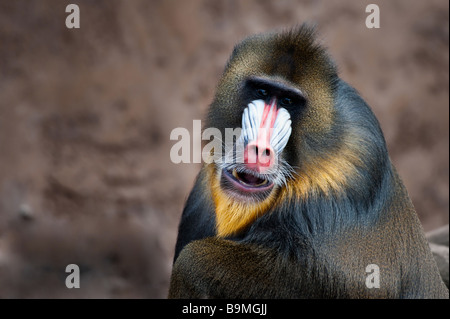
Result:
[219, 85, 293, 203]
[203, 27, 386, 238]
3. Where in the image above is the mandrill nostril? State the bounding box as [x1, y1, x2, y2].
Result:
[250, 145, 271, 160]
[244, 141, 274, 173]
[258, 146, 274, 166]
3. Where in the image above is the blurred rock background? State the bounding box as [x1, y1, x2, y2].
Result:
[0, 0, 448, 298]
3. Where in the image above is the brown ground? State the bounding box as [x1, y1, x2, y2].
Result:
[0, 0, 448, 298]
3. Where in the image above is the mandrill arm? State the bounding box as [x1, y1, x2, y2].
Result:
[169, 238, 302, 299]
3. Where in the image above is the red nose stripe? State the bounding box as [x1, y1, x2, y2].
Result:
[259, 98, 278, 146]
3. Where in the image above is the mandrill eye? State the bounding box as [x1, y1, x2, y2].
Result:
[256, 88, 268, 98]
[279, 97, 293, 106]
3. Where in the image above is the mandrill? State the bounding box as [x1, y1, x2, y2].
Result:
[168, 26, 449, 299]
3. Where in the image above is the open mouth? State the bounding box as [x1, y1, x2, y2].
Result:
[221, 168, 274, 199]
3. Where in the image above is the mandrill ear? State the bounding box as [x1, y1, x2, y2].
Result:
[239, 100, 292, 155]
